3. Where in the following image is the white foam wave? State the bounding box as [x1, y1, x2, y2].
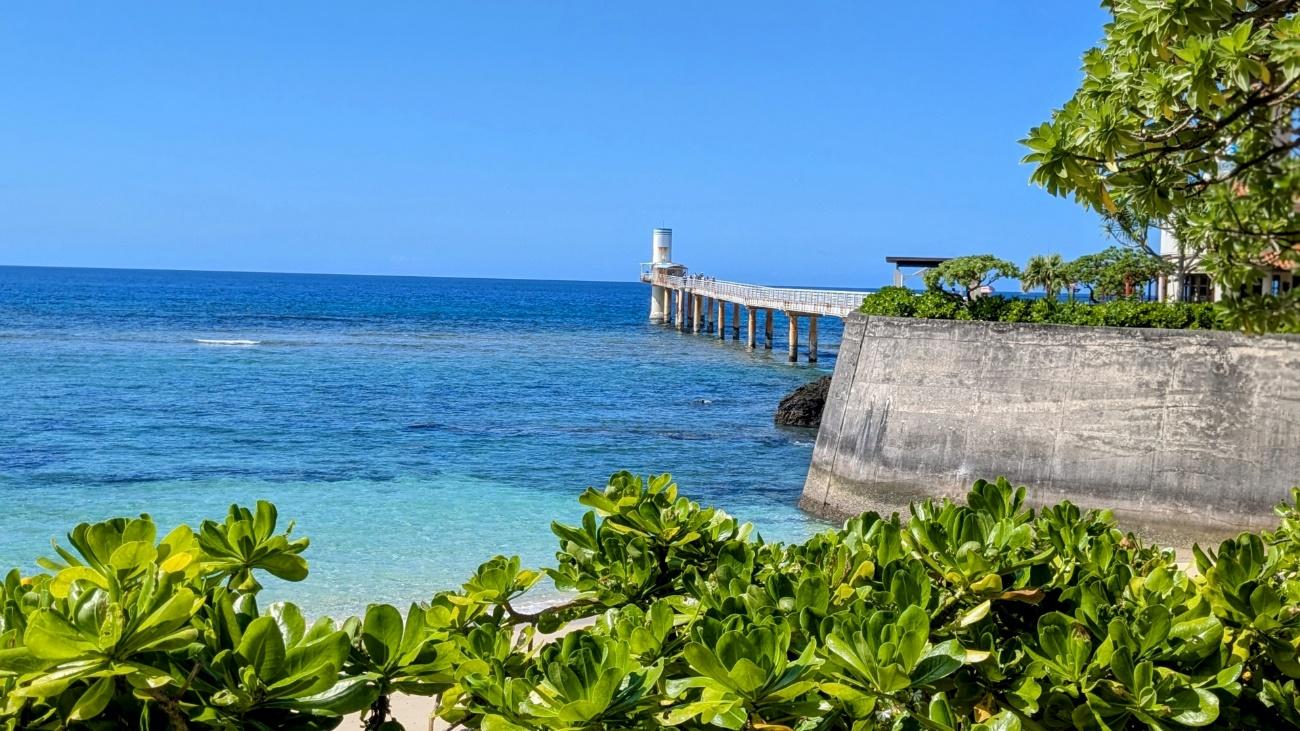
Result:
[194, 338, 260, 346]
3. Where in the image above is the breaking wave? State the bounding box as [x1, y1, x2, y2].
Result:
[193, 338, 260, 346]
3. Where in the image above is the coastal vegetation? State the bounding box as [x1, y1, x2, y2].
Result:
[921, 256, 1022, 303]
[1061, 249, 1172, 303]
[1022, 0, 1300, 333]
[922, 250, 1175, 307]
[879, 248, 1218, 329]
[1019, 255, 1069, 301]
[860, 287, 1220, 330]
[3, 473, 1300, 730]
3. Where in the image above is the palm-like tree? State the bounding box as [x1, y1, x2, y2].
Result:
[1021, 254, 1067, 300]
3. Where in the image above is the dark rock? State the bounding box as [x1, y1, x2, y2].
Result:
[774, 375, 831, 428]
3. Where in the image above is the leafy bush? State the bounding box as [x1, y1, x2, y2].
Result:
[912, 290, 967, 321]
[861, 287, 1223, 330]
[3, 473, 1300, 729]
[853, 286, 917, 317]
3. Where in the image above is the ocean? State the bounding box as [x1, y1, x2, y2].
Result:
[0, 266, 846, 616]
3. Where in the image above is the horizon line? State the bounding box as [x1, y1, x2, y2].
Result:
[0, 263, 878, 291]
[0, 262, 632, 286]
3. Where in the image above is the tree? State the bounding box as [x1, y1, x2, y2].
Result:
[921, 255, 1020, 302]
[1021, 253, 1069, 299]
[1066, 246, 1173, 302]
[1022, 0, 1300, 332]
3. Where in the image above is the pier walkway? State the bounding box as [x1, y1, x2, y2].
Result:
[640, 267, 867, 363]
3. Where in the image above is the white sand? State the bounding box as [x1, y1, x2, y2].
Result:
[343, 694, 442, 731]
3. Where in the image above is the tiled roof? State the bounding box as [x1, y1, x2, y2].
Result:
[1261, 246, 1300, 271]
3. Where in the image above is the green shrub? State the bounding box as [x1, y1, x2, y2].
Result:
[2, 473, 1300, 729]
[858, 286, 918, 317]
[861, 292, 1225, 331]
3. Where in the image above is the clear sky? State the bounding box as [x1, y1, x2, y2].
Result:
[0, 2, 1113, 287]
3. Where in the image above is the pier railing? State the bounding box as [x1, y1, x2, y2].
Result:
[642, 271, 867, 318]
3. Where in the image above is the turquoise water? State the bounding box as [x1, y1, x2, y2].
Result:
[0, 266, 845, 616]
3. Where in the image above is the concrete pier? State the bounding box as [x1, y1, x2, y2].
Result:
[643, 271, 863, 366]
[639, 232, 867, 365]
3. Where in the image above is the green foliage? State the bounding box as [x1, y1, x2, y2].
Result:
[1064, 247, 1173, 302]
[3, 476, 1300, 730]
[1021, 254, 1070, 300]
[1022, 1, 1300, 332]
[922, 256, 1022, 302]
[0, 501, 344, 730]
[198, 501, 310, 592]
[861, 287, 1222, 330]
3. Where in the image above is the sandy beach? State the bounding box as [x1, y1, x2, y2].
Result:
[344, 694, 441, 731]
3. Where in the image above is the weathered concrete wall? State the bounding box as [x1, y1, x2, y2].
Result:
[801, 315, 1300, 541]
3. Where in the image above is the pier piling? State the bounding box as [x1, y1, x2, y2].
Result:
[746, 308, 756, 350]
[808, 315, 818, 363]
[731, 302, 740, 340]
[717, 300, 726, 340]
[764, 309, 773, 350]
[788, 315, 799, 363]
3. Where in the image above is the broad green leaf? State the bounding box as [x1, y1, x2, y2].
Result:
[69, 675, 115, 721]
[237, 616, 287, 681]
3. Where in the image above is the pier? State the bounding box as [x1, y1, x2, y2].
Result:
[639, 228, 866, 363]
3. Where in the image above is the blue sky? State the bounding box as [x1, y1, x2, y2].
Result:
[0, 2, 1112, 286]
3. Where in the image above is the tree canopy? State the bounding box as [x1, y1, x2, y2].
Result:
[922, 255, 1021, 301]
[1022, 0, 1300, 332]
[1066, 246, 1173, 301]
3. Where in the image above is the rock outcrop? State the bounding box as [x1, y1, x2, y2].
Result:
[774, 375, 831, 428]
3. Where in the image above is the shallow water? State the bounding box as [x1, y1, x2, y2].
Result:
[0, 266, 850, 616]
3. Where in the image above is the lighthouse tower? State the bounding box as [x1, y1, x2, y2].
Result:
[648, 228, 673, 321]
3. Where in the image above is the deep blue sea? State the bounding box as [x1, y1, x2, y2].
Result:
[0, 266, 843, 616]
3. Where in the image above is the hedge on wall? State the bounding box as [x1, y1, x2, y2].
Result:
[860, 286, 1222, 330]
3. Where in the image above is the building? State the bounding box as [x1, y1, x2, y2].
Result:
[884, 256, 950, 288]
[1158, 228, 1295, 302]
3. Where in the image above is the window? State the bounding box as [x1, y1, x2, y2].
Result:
[1181, 273, 1213, 302]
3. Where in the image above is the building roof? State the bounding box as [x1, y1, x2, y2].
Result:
[1261, 247, 1300, 271]
[884, 256, 951, 267]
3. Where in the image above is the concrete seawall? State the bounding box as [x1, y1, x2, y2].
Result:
[800, 314, 1300, 541]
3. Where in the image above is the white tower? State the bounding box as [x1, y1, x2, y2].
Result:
[649, 228, 673, 321]
[652, 227, 672, 265]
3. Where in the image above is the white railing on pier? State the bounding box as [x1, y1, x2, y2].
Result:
[641, 270, 867, 318]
